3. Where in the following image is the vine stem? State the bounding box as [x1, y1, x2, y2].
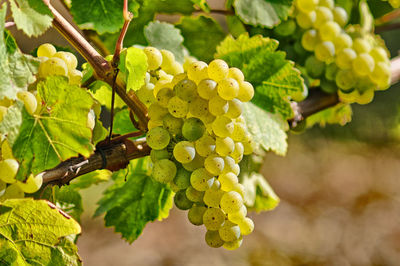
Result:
[193, 9, 234, 15]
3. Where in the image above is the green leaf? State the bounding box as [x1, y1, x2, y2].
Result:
[54, 186, 84, 223]
[113, 109, 137, 135]
[144, 21, 185, 62]
[176, 15, 226, 62]
[0, 198, 81, 265]
[89, 81, 126, 110]
[0, 77, 95, 181]
[70, 0, 140, 34]
[125, 47, 148, 91]
[191, 0, 210, 12]
[233, 0, 292, 28]
[242, 102, 288, 156]
[306, 103, 353, 128]
[226, 15, 247, 38]
[95, 158, 173, 243]
[70, 170, 112, 190]
[367, 0, 395, 18]
[9, 0, 53, 37]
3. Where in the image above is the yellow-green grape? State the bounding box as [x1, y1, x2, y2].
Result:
[203, 187, 225, 208]
[173, 141, 196, 164]
[215, 137, 235, 156]
[166, 60, 184, 76]
[334, 33, 353, 52]
[274, 20, 297, 36]
[325, 63, 338, 81]
[163, 113, 183, 136]
[190, 168, 214, 191]
[174, 189, 193, 210]
[148, 119, 162, 130]
[223, 237, 243, 250]
[239, 217, 255, 236]
[352, 53, 375, 76]
[296, 11, 317, 29]
[335, 70, 356, 91]
[87, 109, 95, 130]
[231, 122, 247, 142]
[37, 43, 56, 58]
[143, 47, 163, 70]
[137, 82, 156, 106]
[301, 29, 319, 51]
[148, 102, 168, 121]
[242, 133, 255, 155]
[208, 59, 229, 81]
[0, 159, 19, 183]
[319, 21, 341, 42]
[186, 186, 205, 202]
[204, 154, 225, 175]
[171, 73, 187, 87]
[231, 142, 244, 163]
[153, 80, 172, 97]
[146, 126, 170, 150]
[183, 56, 197, 72]
[314, 6, 333, 28]
[222, 156, 240, 176]
[219, 221, 241, 242]
[189, 97, 209, 118]
[188, 205, 207, 225]
[0, 106, 7, 122]
[355, 89, 374, 105]
[39, 57, 68, 77]
[187, 61, 209, 83]
[17, 91, 37, 115]
[203, 207, 226, 230]
[201, 112, 216, 125]
[218, 78, 239, 100]
[205, 230, 225, 248]
[160, 49, 175, 69]
[305, 55, 325, 78]
[168, 96, 189, 118]
[353, 38, 372, 54]
[219, 172, 239, 192]
[195, 134, 216, 157]
[228, 205, 247, 224]
[319, 0, 334, 8]
[53, 51, 78, 70]
[228, 67, 245, 82]
[173, 167, 191, 190]
[315, 41, 335, 62]
[182, 153, 205, 172]
[1, 140, 13, 160]
[156, 88, 174, 108]
[152, 159, 177, 183]
[335, 48, 357, 70]
[208, 96, 228, 116]
[338, 89, 357, 103]
[16, 173, 43, 194]
[182, 117, 205, 141]
[174, 79, 198, 102]
[150, 149, 170, 162]
[220, 191, 243, 213]
[232, 183, 245, 198]
[197, 79, 218, 100]
[0, 183, 24, 200]
[296, 0, 318, 13]
[226, 99, 242, 119]
[333, 6, 348, 27]
[68, 69, 83, 85]
[212, 116, 234, 138]
[370, 62, 391, 90]
[370, 47, 389, 63]
[0, 180, 5, 197]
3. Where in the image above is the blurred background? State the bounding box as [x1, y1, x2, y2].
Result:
[8, 0, 400, 265]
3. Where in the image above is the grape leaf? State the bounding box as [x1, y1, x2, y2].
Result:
[144, 21, 185, 62]
[191, 0, 210, 12]
[95, 158, 173, 243]
[124, 47, 148, 92]
[70, 0, 140, 34]
[0, 77, 95, 181]
[9, 0, 53, 37]
[0, 198, 81, 265]
[233, 0, 292, 28]
[89, 81, 126, 110]
[306, 103, 353, 128]
[242, 102, 288, 156]
[176, 15, 226, 62]
[113, 109, 137, 135]
[226, 15, 247, 38]
[69, 170, 112, 190]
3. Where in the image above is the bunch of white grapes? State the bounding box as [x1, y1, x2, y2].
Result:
[292, 0, 391, 104]
[140, 47, 255, 250]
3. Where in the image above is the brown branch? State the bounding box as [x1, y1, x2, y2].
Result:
[193, 9, 234, 15]
[375, 22, 400, 33]
[5, 21, 15, 29]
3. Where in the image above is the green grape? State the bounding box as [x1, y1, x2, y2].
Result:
[203, 187, 225, 208]
[212, 116, 234, 138]
[148, 102, 168, 121]
[219, 221, 241, 242]
[186, 186, 205, 202]
[232, 182, 245, 198]
[137, 83, 156, 106]
[301, 29, 319, 51]
[68, 69, 83, 85]
[182, 153, 205, 171]
[188, 205, 207, 225]
[37, 43, 56, 58]
[0, 183, 24, 200]
[242, 133, 255, 155]
[208, 96, 229, 116]
[338, 89, 357, 103]
[169, 182, 181, 193]
[16, 91, 37, 116]
[143, 47, 163, 70]
[189, 97, 209, 118]
[171, 73, 187, 87]
[314, 6, 333, 28]
[215, 137, 235, 157]
[144, 72, 151, 84]
[152, 159, 177, 183]
[16, 173, 43, 194]
[239, 217, 254, 236]
[204, 154, 225, 175]
[0, 106, 7, 123]
[231, 123, 246, 142]
[370, 47, 389, 63]
[305, 55, 325, 78]
[190, 168, 214, 191]
[165, 61, 184, 76]
[355, 88, 374, 105]
[183, 56, 197, 72]
[353, 38, 371, 54]
[335, 48, 357, 70]
[0, 180, 5, 197]
[220, 191, 243, 214]
[168, 96, 189, 118]
[195, 135, 216, 157]
[226, 99, 242, 119]
[319, 0, 334, 9]
[219, 172, 239, 192]
[237, 81, 254, 102]
[335, 70, 356, 91]
[173, 167, 191, 190]
[217, 78, 239, 100]
[156, 88, 174, 108]
[222, 156, 240, 176]
[0, 159, 19, 183]
[319, 21, 341, 42]
[146, 127, 170, 150]
[53, 51, 78, 70]
[39, 58, 68, 77]
[205, 230, 225, 248]
[223, 237, 243, 250]
[160, 49, 175, 69]
[208, 59, 229, 81]
[228, 68, 244, 82]
[315, 41, 335, 62]
[163, 113, 183, 135]
[148, 119, 163, 130]
[1, 140, 13, 160]
[228, 205, 247, 224]
[334, 33, 353, 52]
[296, 0, 318, 13]
[174, 189, 193, 210]
[153, 80, 172, 97]
[174, 79, 198, 102]
[173, 141, 196, 164]
[187, 61, 209, 83]
[197, 79, 218, 100]
[320, 79, 338, 94]
[203, 207, 226, 230]
[150, 149, 170, 162]
[325, 63, 338, 81]
[231, 141, 244, 163]
[333, 6, 348, 27]
[352, 53, 375, 76]
[370, 62, 391, 90]
[294, 41, 307, 56]
[182, 118, 205, 141]
[274, 20, 296, 36]
[201, 112, 216, 125]
[296, 11, 316, 29]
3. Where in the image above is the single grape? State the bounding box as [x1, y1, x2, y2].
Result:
[187, 61, 209, 83]
[333, 6, 348, 27]
[17, 91, 37, 115]
[226, 99, 242, 119]
[182, 153, 205, 172]
[325, 63, 338, 81]
[370, 47, 389, 63]
[274, 20, 296, 36]
[197, 79, 218, 100]
[242, 133, 255, 155]
[208, 59, 229, 81]
[205, 230, 225, 248]
[237, 81, 254, 102]
[0, 159, 19, 183]
[320, 79, 338, 94]
[163, 113, 183, 136]
[150, 149, 170, 162]
[137, 82, 155, 106]
[305, 55, 325, 78]
[195, 135, 216, 157]
[168, 96, 189, 118]
[173, 141, 196, 164]
[156, 87, 175, 108]
[16, 173, 43, 194]
[39, 57, 68, 77]
[239, 217, 254, 236]
[143, 47, 163, 70]
[0, 183, 24, 200]
[174, 79, 198, 102]
[212, 116, 234, 138]
[218, 78, 239, 100]
[220, 191, 244, 214]
[231, 123, 247, 142]
[152, 159, 177, 183]
[223, 237, 243, 250]
[215, 137, 235, 157]
[301, 29, 319, 51]
[334, 33, 353, 52]
[188, 205, 207, 225]
[146, 127, 170, 150]
[201, 112, 216, 125]
[231, 141, 244, 163]
[190, 168, 214, 191]
[160, 49, 175, 69]
[232, 183, 246, 198]
[355, 88, 374, 105]
[370, 62, 391, 90]
[171, 73, 187, 87]
[228, 205, 247, 224]
[319, 21, 341, 42]
[203, 207, 226, 230]
[294, 41, 307, 56]
[296, 11, 316, 29]
[315, 41, 335, 62]
[1, 140, 13, 160]
[153, 80, 172, 97]
[189, 97, 209, 118]
[37, 43, 56, 58]
[205, 154, 225, 175]
[182, 118, 205, 141]
[219, 172, 239, 192]
[228, 67, 245, 82]
[53, 51, 78, 70]
[296, 0, 318, 13]
[353, 38, 372, 54]
[203, 187, 225, 208]
[148, 102, 168, 121]
[174, 189, 193, 210]
[219, 221, 241, 242]
[314, 6, 333, 28]
[222, 156, 240, 176]
[335, 48, 357, 70]
[352, 53, 375, 76]
[173, 167, 191, 190]
[208, 96, 229, 116]
[165, 61, 184, 76]
[68, 69, 83, 85]
[185, 186, 205, 202]
[319, 0, 334, 9]
[335, 70, 356, 91]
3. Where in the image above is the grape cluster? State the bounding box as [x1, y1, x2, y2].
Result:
[141, 47, 255, 250]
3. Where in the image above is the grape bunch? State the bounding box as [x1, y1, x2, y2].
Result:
[141, 47, 255, 250]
